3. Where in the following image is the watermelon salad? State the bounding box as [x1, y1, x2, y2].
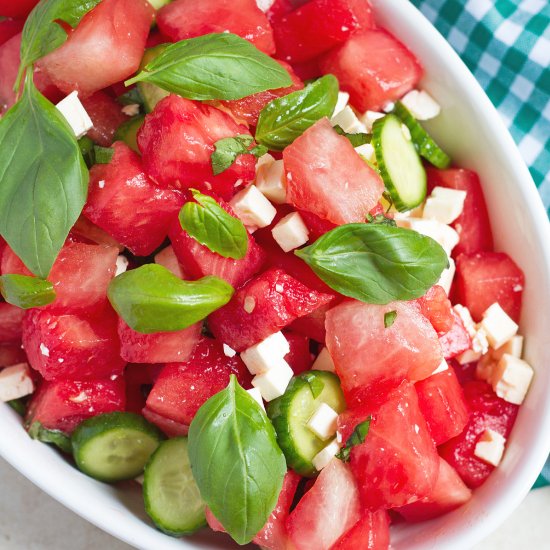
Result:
[0, 0, 535, 548]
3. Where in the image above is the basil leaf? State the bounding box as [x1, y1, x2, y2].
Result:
[78, 136, 95, 168]
[0, 274, 56, 309]
[211, 135, 267, 176]
[93, 145, 114, 164]
[8, 398, 28, 416]
[336, 417, 371, 462]
[384, 310, 397, 328]
[0, 76, 88, 278]
[107, 264, 234, 334]
[366, 212, 397, 227]
[333, 125, 371, 147]
[255, 74, 339, 151]
[188, 375, 286, 545]
[28, 421, 72, 453]
[295, 224, 449, 304]
[303, 372, 324, 399]
[125, 33, 292, 101]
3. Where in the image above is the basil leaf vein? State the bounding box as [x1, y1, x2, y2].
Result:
[211, 135, 267, 176]
[0, 274, 56, 309]
[188, 375, 286, 545]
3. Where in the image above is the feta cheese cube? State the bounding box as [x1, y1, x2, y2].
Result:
[256, 0, 275, 12]
[456, 348, 482, 365]
[492, 335, 524, 361]
[246, 387, 266, 411]
[56, 91, 93, 138]
[453, 305, 477, 338]
[331, 106, 367, 134]
[223, 344, 237, 358]
[360, 110, 385, 132]
[312, 440, 340, 471]
[0, 363, 34, 402]
[475, 352, 496, 382]
[251, 361, 294, 401]
[474, 428, 506, 467]
[229, 185, 276, 229]
[306, 403, 339, 440]
[422, 187, 467, 225]
[256, 152, 275, 172]
[271, 212, 309, 252]
[332, 91, 350, 116]
[255, 159, 287, 204]
[354, 143, 376, 164]
[240, 332, 291, 375]
[400, 90, 441, 120]
[480, 303, 519, 350]
[312, 347, 335, 372]
[121, 103, 140, 117]
[437, 257, 455, 295]
[432, 358, 449, 375]
[115, 255, 129, 276]
[491, 353, 533, 405]
[397, 218, 459, 256]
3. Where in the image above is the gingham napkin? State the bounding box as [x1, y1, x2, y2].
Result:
[410, 0, 550, 487]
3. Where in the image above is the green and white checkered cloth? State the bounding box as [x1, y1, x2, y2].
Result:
[410, 0, 550, 487]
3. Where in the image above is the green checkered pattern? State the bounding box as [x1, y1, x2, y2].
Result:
[410, 0, 550, 487]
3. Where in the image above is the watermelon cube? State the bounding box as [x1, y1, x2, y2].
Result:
[81, 91, 129, 146]
[272, 0, 375, 63]
[117, 318, 201, 363]
[142, 407, 190, 438]
[439, 310, 472, 359]
[154, 245, 187, 279]
[289, 300, 336, 343]
[0, 1, 38, 20]
[84, 142, 184, 256]
[71, 216, 123, 250]
[296, 209, 337, 242]
[417, 285, 455, 335]
[286, 459, 360, 550]
[157, 0, 275, 55]
[283, 331, 313, 374]
[325, 300, 442, 403]
[415, 368, 469, 446]
[283, 118, 384, 224]
[331, 509, 390, 550]
[396, 458, 472, 522]
[208, 268, 334, 351]
[455, 252, 524, 323]
[426, 167, 493, 256]
[137, 95, 256, 200]
[0, 303, 24, 344]
[22, 308, 126, 381]
[439, 381, 519, 488]
[0, 344, 27, 367]
[0, 19, 24, 48]
[338, 381, 439, 508]
[25, 377, 126, 434]
[320, 29, 423, 112]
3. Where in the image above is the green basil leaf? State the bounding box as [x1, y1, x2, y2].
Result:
[8, 398, 28, 416]
[333, 125, 371, 147]
[366, 212, 397, 227]
[125, 33, 292, 101]
[78, 136, 95, 168]
[0, 76, 88, 278]
[179, 190, 249, 260]
[384, 310, 397, 328]
[336, 417, 371, 462]
[93, 145, 114, 164]
[188, 375, 286, 545]
[303, 372, 325, 399]
[0, 274, 56, 309]
[211, 135, 267, 176]
[107, 264, 234, 334]
[295, 224, 449, 304]
[255, 74, 339, 151]
[28, 421, 72, 453]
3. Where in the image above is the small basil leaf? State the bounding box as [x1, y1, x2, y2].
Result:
[303, 372, 325, 399]
[107, 264, 234, 334]
[126, 33, 292, 101]
[188, 375, 286, 545]
[93, 145, 114, 164]
[0, 274, 56, 309]
[0, 76, 88, 278]
[78, 136, 95, 168]
[295, 224, 449, 304]
[255, 74, 339, 151]
[8, 398, 28, 416]
[179, 190, 248, 259]
[211, 135, 267, 176]
[366, 212, 397, 227]
[336, 417, 371, 462]
[28, 421, 72, 453]
[333, 125, 371, 147]
[384, 310, 397, 328]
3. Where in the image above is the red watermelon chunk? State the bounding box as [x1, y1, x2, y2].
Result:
[338, 381, 439, 508]
[297, 209, 337, 241]
[455, 252, 524, 323]
[395, 458, 472, 522]
[0, 303, 25, 344]
[417, 285, 455, 335]
[415, 368, 469, 446]
[426, 167, 493, 257]
[325, 300, 442, 403]
[439, 381, 519, 488]
[84, 142, 184, 256]
[272, 0, 375, 64]
[320, 29, 422, 112]
[0, 345, 27, 367]
[25, 377, 126, 434]
[0, 0, 39, 18]
[71, 216, 124, 250]
[208, 268, 334, 351]
[0, 19, 24, 47]
[287, 459, 360, 550]
[157, 0, 275, 55]
[125, 363, 161, 414]
[38, 0, 154, 96]
[81, 91, 128, 146]
[118, 318, 201, 364]
[439, 310, 472, 359]
[284, 331, 313, 374]
[284, 118, 383, 224]
[142, 407, 189, 437]
[22, 308, 126, 381]
[330, 509, 390, 550]
[138, 96, 256, 200]
[145, 338, 251, 427]
[289, 300, 336, 343]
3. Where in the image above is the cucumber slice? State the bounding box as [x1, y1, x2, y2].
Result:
[114, 115, 145, 153]
[267, 371, 346, 477]
[147, 0, 172, 8]
[372, 114, 427, 212]
[393, 101, 451, 169]
[28, 421, 72, 454]
[138, 44, 170, 113]
[71, 412, 164, 483]
[143, 437, 206, 536]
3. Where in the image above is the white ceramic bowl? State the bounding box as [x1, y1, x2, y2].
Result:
[1, 1, 550, 548]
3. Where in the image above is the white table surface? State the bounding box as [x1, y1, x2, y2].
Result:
[1, 456, 549, 549]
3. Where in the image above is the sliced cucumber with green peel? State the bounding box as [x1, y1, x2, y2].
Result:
[115, 115, 145, 153]
[372, 114, 427, 212]
[143, 437, 206, 536]
[138, 45, 170, 113]
[393, 101, 451, 169]
[71, 412, 164, 483]
[267, 371, 346, 477]
[147, 0, 172, 8]
[28, 421, 72, 453]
